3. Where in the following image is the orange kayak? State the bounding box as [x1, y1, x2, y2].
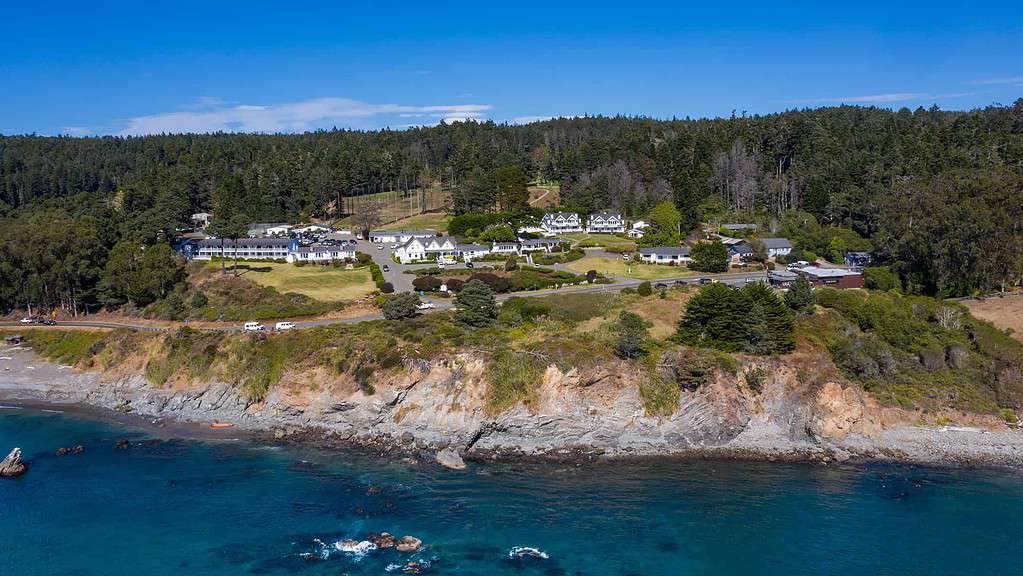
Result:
[210, 422, 234, 428]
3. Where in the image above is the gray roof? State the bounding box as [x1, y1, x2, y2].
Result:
[768, 270, 799, 280]
[455, 243, 490, 251]
[520, 238, 564, 246]
[799, 266, 861, 278]
[542, 211, 579, 219]
[760, 238, 793, 249]
[292, 245, 354, 254]
[198, 238, 293, 248]
[639, 246, 690, 256]
[588, 209, 622, 219]
[722, 223, 758, 230]
[730, 243, 754, 255]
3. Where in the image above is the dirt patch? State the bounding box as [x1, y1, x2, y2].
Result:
[962, 294, 1023, 342]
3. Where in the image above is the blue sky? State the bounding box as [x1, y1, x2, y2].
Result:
[2, 1, 1021, 136]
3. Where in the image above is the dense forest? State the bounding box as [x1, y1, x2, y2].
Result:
[1, 100, 1022, 313]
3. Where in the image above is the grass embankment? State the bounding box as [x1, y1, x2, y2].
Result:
[25, 284, 1023, 423]
[558, 232, 636, 251]
[145, 264, 342, 321]
[227, 262, 375, 302]
[804, 289, 1023, 419]
[566, 256, 693, 280]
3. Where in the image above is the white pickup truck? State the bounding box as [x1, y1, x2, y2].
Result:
[417, 301, 435, 310]
[243, 321, 266, 332]
[274, 321, 295, 331]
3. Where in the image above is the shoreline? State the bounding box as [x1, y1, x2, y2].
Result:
[2, 344, 1022, 470]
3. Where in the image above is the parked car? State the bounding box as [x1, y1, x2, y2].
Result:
[243, 321, 266, 332]
[382, 264, 390, 272]
[465, 261, 474, 268]
[699, 278, 712, 285]
[274, 321, 295, 331]
[417, 301, 435, 310]
[654, 282, 669, 289]
[19, 317, 38, 324]
[376, 244, 384, 250]
[41, 319, 57, 326]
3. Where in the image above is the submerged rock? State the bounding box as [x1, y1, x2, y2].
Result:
[395, 535, 422, 553]
[0, 448, 27, 477]
[115, 439, 130, 449]
[435, 448, 466, 470]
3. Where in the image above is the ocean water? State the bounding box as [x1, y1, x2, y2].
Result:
[2, 407, 1022, 576]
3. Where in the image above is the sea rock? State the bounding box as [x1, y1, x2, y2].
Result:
[368, 532, 396, 549]
[56, 445, 85, 456]
[435, 448, 466, 470]
[115, 439, 130, 450]
[0, 448, 27, 477]
[395, 535, 422, 553]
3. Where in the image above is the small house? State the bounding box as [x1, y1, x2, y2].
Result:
[638, 246, 692, 265]
[455, 243, 491, 262]
[760, 238, 793, 259]
[729, 243, 754, 263]
[844, 251, 872, 268]
[191, 212, 212, 228]
[491, 242, 520, 255]
[394, 237, 428, 263]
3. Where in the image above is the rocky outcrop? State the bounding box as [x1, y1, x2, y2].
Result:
[0, 448, 27, 477]
[435, 448, 466, 469]
[2, 344, 1021, 466]
[395, 536, 422, 553]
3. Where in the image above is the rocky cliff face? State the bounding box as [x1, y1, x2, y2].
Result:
[2, 344, 1021, 465]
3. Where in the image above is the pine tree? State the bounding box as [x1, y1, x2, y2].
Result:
[784, 275, 815, 314]
[614, 311, 649, 359]
[455, 279, 497, 327]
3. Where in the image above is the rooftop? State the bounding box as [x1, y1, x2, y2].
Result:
[639, 246, 691, 256]
[760, 237, 793, 249]
[799, 266, 862, 278]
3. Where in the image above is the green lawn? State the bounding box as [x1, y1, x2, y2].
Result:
[565, 256, 693, 280]
[380, 212, 452, 233]
[218, 262, 376, 302]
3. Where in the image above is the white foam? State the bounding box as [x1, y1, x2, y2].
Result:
[508, 546, 549, 560]
[334, 539, 377, 559]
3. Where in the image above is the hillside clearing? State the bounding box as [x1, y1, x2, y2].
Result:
[565, 256, 693, 280]
[961, 294, 1023, 342]
[218, 262, 375, 302]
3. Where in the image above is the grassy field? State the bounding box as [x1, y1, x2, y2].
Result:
[380, 212, 451, 233]
[528, 184, 560, 208]
[221, 262, 376, 302]
[557, 232, 636, 249]
[962, 294, 1023, 342]
[340, 186, 449, 228]
[565, 256, 693, 280]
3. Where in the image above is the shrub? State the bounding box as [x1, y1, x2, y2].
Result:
[586, 269, 598, 284]
[864, 266, 902, 293]
[382, 292, 421, 320]
[444, 278, 465, 292]
[504, 256, 519, 272]
[468, 272, 512, 293]
[745, 366, 768, 392]
[784, 275, 815, 314]
[614, 311, 649, 359]
[690, 240, 729, 272]
[455, 279, 498, 327]
[412, 275, 443, 292]
[379, 282, 394, 294]
[637, 281, 653, 296]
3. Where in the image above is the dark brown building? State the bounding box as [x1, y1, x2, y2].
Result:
[797, 266, 864, 289]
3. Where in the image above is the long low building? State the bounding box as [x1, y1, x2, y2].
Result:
[286, 245, 356, 263]
[639, 246, 692, 265]
[195, 238, 298, 260]
[369, 229, 437, 244]
[796, 266, 864, 288]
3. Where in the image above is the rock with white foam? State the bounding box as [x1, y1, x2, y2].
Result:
[0, 447, 27, 477]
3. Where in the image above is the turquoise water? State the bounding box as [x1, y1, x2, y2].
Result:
[2, 407, 1022, 575]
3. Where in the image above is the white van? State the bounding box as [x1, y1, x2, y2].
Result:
[275, 321, 295, 331]
[243, 321, 265, 332]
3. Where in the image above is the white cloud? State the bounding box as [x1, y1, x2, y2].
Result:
[786, 92, 978, 105]
[62, 126, 93, 136]
[971, 76, 1023, 86]
[119, 97, 493, 135]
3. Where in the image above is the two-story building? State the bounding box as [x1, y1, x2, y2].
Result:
[585, 210, 625, 234]
[195, 238, 298, 261]
[760, 238, 793, 259]
[286, 245, 356, 263]
[540, 212, 583, 234]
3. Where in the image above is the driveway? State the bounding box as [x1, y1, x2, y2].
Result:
[351, 238, 414, 292]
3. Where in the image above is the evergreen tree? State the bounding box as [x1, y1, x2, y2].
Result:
[455, 279, 497, 326]
[690, 241, 729, 272]
[614, 311, 650, 359]
[382, 292, 421, 320]
[784, 275, 815, 314]
[494, 165, 529, 212]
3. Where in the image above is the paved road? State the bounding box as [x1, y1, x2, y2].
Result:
[0, 270, 766, 334]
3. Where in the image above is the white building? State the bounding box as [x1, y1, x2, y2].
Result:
[293, 224, 330, 234]
[519, 239, 565, 253]
[455, 243, 491, 261]
[423, 237, 456, 257]
[539, 212, 583, 234]
[195, 238, 297, 261]
[394, 237, 428, 263]
[286, 246, 356, 263]
[491, 242, 519, 255]
[586, 210, 625, 234]
[191, 212, 212, 228]
[369, 229, 437, 244]
[760, 238, 793, 259]
[627, 228, 645, 239]
[638, 246, 692, 265]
